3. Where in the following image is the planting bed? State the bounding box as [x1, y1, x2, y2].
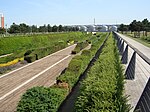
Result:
[17, 33, 130, 112]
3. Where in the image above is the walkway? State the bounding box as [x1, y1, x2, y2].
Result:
[0, 45, 76, 111]
[115, 32, 150, 111]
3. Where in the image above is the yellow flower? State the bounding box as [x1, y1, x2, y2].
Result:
[0, 58, 24, 67]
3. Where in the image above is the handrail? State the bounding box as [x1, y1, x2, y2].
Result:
[113, 32, 150, 65]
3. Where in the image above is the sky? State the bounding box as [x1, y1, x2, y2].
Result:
[0, 0, 150, 27]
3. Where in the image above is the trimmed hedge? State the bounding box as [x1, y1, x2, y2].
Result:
[0, 32, 92, 64]
[17, 33, 108, 112]
[71, 41, 89, 54]
[74, 34, 130, 112]
[57, 33, 107, 88]
[24, 41, 66, 63]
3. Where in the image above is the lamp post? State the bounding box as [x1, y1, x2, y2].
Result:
[5, 24, 7, 35]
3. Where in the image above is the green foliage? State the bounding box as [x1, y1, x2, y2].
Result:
[0, 32, 90, 64]
[17, 33, 108, 112]
[24, 54, 37, 63]
[17, 87, 67, 112]
[57, 33, 107, 88]
[75, 34, 130, 112]
[24, 42, 66, 63]
[72, 41, 89, 54]
[57, 56, 84, 87]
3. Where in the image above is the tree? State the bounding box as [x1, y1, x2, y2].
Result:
[31, 25, 38, 33]
[58, 25, 63, 32]
[136, 21, 143, 37]
[0, 28, 5, 34]
[47, 24, 52, 32]
[129, 20, 138, 37]
[52, 25, 58, 32]
[118, 24, 128, 34]
[19, 23, 30, 33]
[8, 23, 20, 34]
[39, 24, 47, 32]
[142, 18, 149, 36]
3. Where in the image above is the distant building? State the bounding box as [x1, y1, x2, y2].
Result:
[0, 13, 4, 28]
[70, 24, 118, 32]
[99, 25, 108, 32]
[78, 25, 87, 32]
[86, 25, 97, 32]
[110, 26, 118, 31]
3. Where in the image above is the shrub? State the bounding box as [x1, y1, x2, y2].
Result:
[81, 50, 91, 57]
[74, 34, 130, 112]
[17, 33, 108, 112]
[71, 41, 89, 54]
[17, 87, 68, 112]
[24, 54, 37, 63]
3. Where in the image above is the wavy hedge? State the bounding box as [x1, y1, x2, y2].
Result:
[74, 34, 130, 112]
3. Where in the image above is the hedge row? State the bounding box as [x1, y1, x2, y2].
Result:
[16, 33, 107, 111]
[71, 41, 89, 54]
[24, 41, 66, 63]
[0, 32, 91, 64]
[57, 33, 107, 88]
[74, 34, 131, 112]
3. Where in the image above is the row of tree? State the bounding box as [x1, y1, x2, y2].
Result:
[118, 18, 150, 37]
[0, 23, 79, 34]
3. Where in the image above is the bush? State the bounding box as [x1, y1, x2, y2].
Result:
[24, 54, 37, 63]
[17, 33, 108, 112]
[74, 34, 130, 112]
[24, 42, 66, 63]
[58, 33, 107, 88]
[81, 50, 91, 57]
[57, 56, 84, 87]
[24, 50, 32, 56]
[17, 86, 68, 112]
[71, 41, 89, 54]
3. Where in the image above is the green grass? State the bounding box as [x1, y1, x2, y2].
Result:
[17, 33, 108, 112]
[125, 32, 150, 48]
[0, 32, 91, 64]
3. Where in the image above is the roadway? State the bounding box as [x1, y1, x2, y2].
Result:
[0, 44, 76, 111]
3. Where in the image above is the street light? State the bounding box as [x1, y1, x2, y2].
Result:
[5, 24, 7, 35]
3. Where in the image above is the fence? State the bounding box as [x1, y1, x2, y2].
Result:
[113, 32, 150, 112]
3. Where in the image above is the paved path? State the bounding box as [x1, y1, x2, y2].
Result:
[0, 45, 76, 112]
[116, 32, 150, 58]
[115, 32, 150, 111]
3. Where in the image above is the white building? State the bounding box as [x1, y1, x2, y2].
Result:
[78, 25, 87, 32]
[110, 26, 118, 31]
[98, 25, 108, 32]
[86, 25, 97, 32]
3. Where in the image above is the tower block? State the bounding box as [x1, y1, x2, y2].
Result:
[0, 13, 4, 28]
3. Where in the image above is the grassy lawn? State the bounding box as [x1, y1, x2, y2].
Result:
[125, 32, 150, 48]
[0, 32, 91, 64]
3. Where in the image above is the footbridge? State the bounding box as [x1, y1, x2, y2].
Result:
[113, 32, 150, 112]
